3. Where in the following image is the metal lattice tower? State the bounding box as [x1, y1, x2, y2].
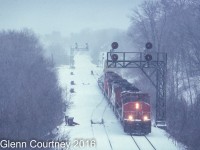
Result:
[70, 43, 89, 68]
[105, 43, 167, 126]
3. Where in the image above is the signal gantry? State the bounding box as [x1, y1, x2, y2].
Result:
[106, 42, 167, 127]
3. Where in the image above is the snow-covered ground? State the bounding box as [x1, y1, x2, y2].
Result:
[56, 52, 185, 150]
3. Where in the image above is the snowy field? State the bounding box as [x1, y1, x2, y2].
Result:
[56, 52, 185, 150]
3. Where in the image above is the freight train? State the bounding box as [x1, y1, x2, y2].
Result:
[98, 71, 151, 134]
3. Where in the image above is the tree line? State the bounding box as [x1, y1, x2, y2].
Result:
[0, 30, 66, 149]
[129, 0, 200, 149]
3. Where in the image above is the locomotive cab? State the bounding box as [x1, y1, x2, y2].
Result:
[122, 92, 151, 134]
[100, 71, 151, 135]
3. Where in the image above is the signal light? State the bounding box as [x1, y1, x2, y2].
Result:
[111, 54, 118, 62]
[145, 54, 152, 61]
[111, 42, 118, 49]
[145, 42, 153, 61]
[145, 42, 153, 49]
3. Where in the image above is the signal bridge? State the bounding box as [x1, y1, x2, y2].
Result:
[70, 43, 89, 68]
[106, 42, 167, 127]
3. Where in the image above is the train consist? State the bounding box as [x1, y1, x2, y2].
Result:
[98, 71, 151, 134]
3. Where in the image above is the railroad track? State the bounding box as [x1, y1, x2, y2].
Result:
[90, 119, 114, 150]
[102, 122, 114, 150]
[90, 103, 113, 150]
[131, 135, 156, 150]
[90, 72, 114, 150]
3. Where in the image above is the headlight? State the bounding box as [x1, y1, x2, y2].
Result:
[128, 115, 134, 121]
[143, 115, 149, 121]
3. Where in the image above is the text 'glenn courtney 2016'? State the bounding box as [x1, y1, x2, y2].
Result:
[0, 139, 96, 149]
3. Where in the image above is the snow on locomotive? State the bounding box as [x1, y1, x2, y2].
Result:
[98, 71, 151, 134]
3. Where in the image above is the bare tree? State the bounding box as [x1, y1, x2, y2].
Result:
[129, 0, 200, 149]
[0, 30, 67, 145]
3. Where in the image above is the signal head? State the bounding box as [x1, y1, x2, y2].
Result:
[145, 54, 152, 61]
[145, 42, 153, 49]
[111, 54, 118, 62]
[111, 42, 118, 49]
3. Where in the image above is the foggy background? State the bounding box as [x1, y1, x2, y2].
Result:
[0, 0, 141, 34]
[0, 0, 143, 65]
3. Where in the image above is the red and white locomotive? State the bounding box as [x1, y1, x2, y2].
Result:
[98, 71, 151, 134]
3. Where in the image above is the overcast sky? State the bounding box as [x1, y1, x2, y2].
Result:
[0, 0, 142, 36]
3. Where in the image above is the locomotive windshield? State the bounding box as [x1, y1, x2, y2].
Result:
[122, 93, 149, 104]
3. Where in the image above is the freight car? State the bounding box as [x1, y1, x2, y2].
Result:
[98, 71, 151, 134]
